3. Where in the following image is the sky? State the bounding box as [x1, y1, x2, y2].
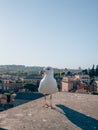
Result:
[0, 0, 98, 69]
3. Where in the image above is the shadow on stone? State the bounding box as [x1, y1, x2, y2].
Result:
[0, 92, 44, 112]
[14, 92, 44, 106]
[15, 92, 44, 100]
[56, 104, 98, 130]
[0, 128, 8, 130]
[0, 103, 14, 112]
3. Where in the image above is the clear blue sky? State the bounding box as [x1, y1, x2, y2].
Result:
[0, 0, 98, 69]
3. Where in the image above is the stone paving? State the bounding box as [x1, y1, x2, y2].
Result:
[0, 92, 98, 130]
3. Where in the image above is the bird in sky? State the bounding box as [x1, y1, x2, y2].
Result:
[38, 67, 58, 108]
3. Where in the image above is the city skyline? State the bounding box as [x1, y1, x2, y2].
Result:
[0, 0, 97, 69]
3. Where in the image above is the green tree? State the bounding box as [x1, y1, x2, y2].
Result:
[0, 80, 2, 83]
[66, 71, 72, 76]
[61, 72, 65, 77]
[89, 65, 95, 78]
[95, 65, 98, 76]
[54, 73, 60, 78]
[82, 69, 88, 75]
[23, 83, 37, 92]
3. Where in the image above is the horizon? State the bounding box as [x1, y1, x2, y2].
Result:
[0, 0, 97, 69]
[0, 64, 97, 70]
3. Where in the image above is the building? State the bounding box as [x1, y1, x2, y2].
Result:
[1, 80, 23, 91]
[76, 84, 87, 94]
[94, 81, 98, 92]
[74, 74, 90, 84]
[62, 76, 74, 92]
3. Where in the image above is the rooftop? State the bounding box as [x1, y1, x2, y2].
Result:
[0, 92, 98, 130]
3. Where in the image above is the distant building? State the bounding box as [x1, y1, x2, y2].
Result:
[76, 84, 87, 94]
[94, 76, 98, 81]
[1, 80, 22, 91]
[74, 74, 90, 84]
[94, 81, 98, 92]
[62, 77, 74, 92]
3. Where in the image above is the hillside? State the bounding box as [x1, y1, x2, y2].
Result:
[0, 65, 44, 72]
[0, 65, 80, 73]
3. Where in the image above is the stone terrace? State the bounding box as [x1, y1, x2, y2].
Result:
[0, 92, 98, 130]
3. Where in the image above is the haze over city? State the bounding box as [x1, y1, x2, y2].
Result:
[0, 0, 97, 69]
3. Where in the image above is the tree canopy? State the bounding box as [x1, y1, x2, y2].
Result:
[23, 83, 38, 92]
[82, 65, 98, 78]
